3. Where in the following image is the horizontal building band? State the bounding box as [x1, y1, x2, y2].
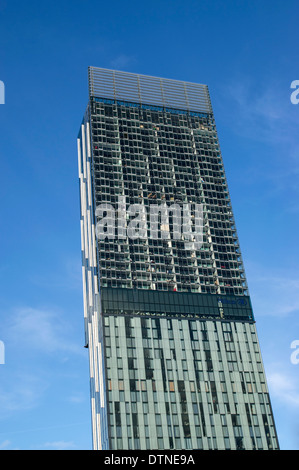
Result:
[100, 288, 254, 322]
[91, 96, 212, 118]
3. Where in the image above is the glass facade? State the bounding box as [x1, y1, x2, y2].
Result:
[104, 315, 277, 450]
[77, 67, 279, 450]
[101, 288, 254, 322]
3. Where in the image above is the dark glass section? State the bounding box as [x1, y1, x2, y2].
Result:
[100, 287, 254, 321]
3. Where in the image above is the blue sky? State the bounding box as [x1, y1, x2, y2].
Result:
[0, 0, 298, 450]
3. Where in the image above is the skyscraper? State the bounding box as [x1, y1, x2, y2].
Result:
[77, 67, 279, 451]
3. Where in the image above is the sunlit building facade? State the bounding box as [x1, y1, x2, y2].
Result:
[77, 67, 279, 450]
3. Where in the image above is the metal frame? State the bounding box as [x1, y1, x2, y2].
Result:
[88, 66, 212, 114]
